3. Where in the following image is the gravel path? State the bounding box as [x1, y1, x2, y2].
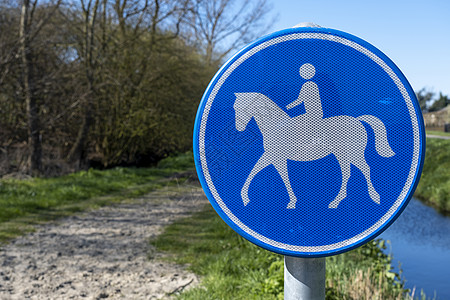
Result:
[426, 134, 450, 140]
[0, 181, 208, 299]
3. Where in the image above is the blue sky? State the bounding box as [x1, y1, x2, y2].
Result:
[265, 0, 450, 98]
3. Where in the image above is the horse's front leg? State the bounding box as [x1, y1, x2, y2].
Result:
[273, 159, 297, 209]
[242, 152, 271, 206]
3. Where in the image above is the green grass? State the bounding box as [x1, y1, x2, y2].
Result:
[414, 138, 450, 214]
[426, 130, 450, 137]
[151, 205, 406, 300]
[0, 144, 445, 298]
[0, 152, 195, 243]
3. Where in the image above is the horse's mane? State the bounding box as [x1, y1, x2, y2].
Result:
[235, 92, 289, 119]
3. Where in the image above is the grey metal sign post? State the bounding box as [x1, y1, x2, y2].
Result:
[285, 256, 325, 299]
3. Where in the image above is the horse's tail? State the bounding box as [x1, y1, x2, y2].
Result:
[357, 115, 395, 157]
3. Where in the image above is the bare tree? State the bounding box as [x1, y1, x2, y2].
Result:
[0, 4, 19, 89]
[64, 0, 101, 164]
[19, 0, 62, 175]
[188, 0, 275, 65]
[65, 0, 192, 165]
[0, 0, 223, 173]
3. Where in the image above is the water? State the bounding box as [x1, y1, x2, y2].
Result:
[380, 198, 450, 299]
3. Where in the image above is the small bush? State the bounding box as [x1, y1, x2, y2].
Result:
[415, 138, 450, 214]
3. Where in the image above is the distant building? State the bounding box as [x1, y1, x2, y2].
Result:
[423, 106, 450, 132]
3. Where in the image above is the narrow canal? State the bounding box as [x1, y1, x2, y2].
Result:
[380, 198, 450, 299]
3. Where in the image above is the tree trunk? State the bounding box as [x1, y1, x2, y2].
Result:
[66, 100, 92, 164]
[66, 0, 100, 166]
[20, 0, 42, 175]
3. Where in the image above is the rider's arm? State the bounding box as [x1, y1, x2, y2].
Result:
[286, 89, 304, 109]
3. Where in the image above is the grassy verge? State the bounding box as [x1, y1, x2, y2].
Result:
[414, 138, 450, 214]
[426, 130, 450, 137]
[151, 205, 406, 300]
[1, 145, 445, 298]
[0, 152, 195, 243]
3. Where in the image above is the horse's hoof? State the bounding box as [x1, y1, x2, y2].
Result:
[328, 201, 339, 209]
[241, 189, 250, 206]
[371, 192, 380, 204]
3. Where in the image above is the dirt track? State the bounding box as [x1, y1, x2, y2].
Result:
[0, 181, 207, 299]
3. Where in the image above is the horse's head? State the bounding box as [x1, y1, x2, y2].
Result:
[233, 93, 257, 131]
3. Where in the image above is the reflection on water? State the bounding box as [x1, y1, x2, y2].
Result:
[380, 198, 450, 299]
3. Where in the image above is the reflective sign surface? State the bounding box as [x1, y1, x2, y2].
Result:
[193, 27, 425, 257]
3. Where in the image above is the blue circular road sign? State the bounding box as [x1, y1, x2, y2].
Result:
[193, 27, 425, 257]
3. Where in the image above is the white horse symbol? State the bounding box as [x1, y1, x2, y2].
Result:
[234, 63, 395, 209]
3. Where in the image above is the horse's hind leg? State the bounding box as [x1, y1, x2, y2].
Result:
[273, 159, 297, 209]
[353, 157, 380, 205]
[242, 152, 271, 206]
[329, 158, 351, 209]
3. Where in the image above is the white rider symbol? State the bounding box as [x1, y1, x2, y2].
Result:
[233, 63, 396, 209]
[286, 63, 323, 120]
